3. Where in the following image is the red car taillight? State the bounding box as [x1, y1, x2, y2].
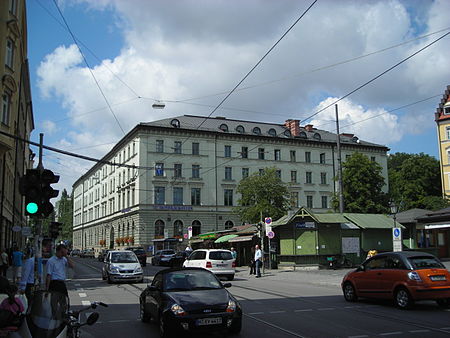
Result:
[232, 261, 236, 268]
[206, 261, 212, 268]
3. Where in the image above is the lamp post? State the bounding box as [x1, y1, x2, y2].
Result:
[390, 201, 399, 228]
[390, 200, 402, 252]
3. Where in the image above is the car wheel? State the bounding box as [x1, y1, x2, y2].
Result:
[395, 287, 413, 309]
[436, 298, 450, 308]
[227, 274, 235, 281]
[159, 314, 173, 338]
[343, 282, 358, 302]
[102, 272, 106, 281]
[107, 274, 113, 284]
[228, 316, 242, 335]
[152, 260, 155, 266]
[140, 301, 150, 323]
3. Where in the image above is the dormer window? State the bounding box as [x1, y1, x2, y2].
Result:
[313, 133, 321, 140]
[444, 102, 450, 115]
[284, 129, 292, 138]
[299, 131, 307, 139]
[236, 125, 245, 133]
[268, 128, 277, 137]
[253, 127, 261, 135]
[170, 119, 180, 128]
[219, 123, 228, 132]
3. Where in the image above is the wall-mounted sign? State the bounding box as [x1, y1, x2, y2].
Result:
[295, 222, 315, 229]
[154, 205, 193, 211]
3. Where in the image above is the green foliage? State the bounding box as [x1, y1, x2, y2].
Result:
[333, 152, 388, 213]
[388, 152, 448, 211]
[236, 167, 291, 223]
[57, 189, 73, 241]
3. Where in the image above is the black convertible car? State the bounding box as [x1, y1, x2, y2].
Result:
[139, 267, 242, 337]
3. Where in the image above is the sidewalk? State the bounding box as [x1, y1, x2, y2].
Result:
[236, 260, 450, 288]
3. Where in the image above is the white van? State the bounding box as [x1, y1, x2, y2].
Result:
[183, 249, 235, 280]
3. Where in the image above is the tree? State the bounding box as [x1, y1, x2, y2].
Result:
[236, 167, 291, 223]
[56, 189, 73, 241]
[388, 152, 448, 210]
[334, 152, 388, 213]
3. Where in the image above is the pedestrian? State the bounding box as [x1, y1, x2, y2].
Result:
[254, 245, 262, 278]
[185, 245, 193, 253]
[0, 248, 9, 278]
[19, 248, 36, 303]
[11, 246, 23, 283]
[249, 246, 255, 275]
[230, 247, 237, 260]
[46, 244, 74, 297]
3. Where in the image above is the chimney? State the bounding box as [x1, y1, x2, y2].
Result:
[304, 124, 313, 132]
[284, 119, 300, 136]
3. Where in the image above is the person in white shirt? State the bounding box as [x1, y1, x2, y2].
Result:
[46, 244, 74, 297]
[254, 245, 262, 278]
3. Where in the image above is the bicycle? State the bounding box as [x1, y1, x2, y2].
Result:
[66, 301, 108, 338]
[327, 254, 353, 270]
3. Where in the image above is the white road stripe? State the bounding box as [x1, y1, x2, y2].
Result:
[379, 332, 403, 336]
[318, 308, 334, 311]
[269, 311, 286, 314]
[409, 330, 430, 333]
[248, 312, 264, 315]
[78, 293, 87, 298]
[81, 301, 91, 306]
[74, 283, 81, 286]
[294, 309, 313, 312]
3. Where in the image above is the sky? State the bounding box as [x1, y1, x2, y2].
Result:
[26, 0, 450, 195]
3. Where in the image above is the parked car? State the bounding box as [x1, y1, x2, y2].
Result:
[342, 251, 450, 309]
[102, 250, 144, 284]
[70, 249, 81, 257]
[169, 251, 190, 268]
[125, 247, 147, 267]
[139, 267, 242, 337]
[151, 250, 176, 266]
[183, 249, 235, 281]
[80, 249, 95, 258]
[98, 249, 110, 262]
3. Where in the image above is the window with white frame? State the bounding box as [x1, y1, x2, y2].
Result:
[5, 39, 14, 69]
[1, 92, 11, 125]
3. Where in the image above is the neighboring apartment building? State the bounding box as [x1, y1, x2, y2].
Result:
[72, 115, 388, 252]
[0, 0, 34, 249]
[435, 85, 450, 198]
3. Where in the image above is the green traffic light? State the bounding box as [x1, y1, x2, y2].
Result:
[26, 202, 38, 214]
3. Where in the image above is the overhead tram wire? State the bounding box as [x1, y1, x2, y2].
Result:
[157, 0, 318, 166]
[52, 0, 126, 135]
[301, 31, 450, 123]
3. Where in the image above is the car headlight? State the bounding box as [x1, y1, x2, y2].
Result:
[135, 266, 143, 273]
[408, 271, 422, 282]
[110, 266, 119, 273]
[226, 299, 236, 313]
[170, 303, 187, 316]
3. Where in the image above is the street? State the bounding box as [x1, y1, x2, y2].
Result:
[67, 258, 450, 338]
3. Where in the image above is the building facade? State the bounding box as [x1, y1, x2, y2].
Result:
[0, 0, 34, 249]
[435, 85, 450, 198]
[72, 115, 388, 253]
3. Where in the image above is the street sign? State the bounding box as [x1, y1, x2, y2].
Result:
[12, 225, 21, 232]
[264, 217, 272, 225]
[267, 231, 275, 239]
[183, 233, 188, 239]
[188, 226, 193, 239]
[392, 227, 402, 252]
[164, 229, 169, 239]
[22, 227, 32, 236]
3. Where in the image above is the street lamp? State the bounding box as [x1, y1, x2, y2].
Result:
[152, 101, 165, 109]
[390, 201, 399, 228]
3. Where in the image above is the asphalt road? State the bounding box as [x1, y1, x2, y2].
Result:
[68, 258, 450, 338]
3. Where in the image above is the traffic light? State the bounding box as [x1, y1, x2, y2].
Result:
[40, 169, 60, 217]
[19, 169, 42, 216]
[49, 221, 63, 239]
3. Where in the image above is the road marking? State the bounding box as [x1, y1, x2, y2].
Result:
[440, 327, 450, 330]
[379, 332, 403, 336]
[74, 283, 81, 286]
[269, 310, 286, 314]
[294, 309, 313, 312]
[318, 308, 334, 311]
[81, 301, 91, 306]
[108, 320, 129, 323]
[248, 312, 264, 315]
[79, 293, 87, 298]
[409, 330, 430, 333]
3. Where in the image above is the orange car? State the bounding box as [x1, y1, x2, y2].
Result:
[342, 251, 450, 309]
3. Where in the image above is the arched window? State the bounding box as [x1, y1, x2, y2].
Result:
[174, 220, 183, 238]
[252, 127, 261, 135]
[236, 125, 245, 133]
[192, 220, 201, 236]
[224, 220, 234, 229]
[268, 128, 277, 137]
[171, 119, 180, 128]
[313, 133, 321, 140]
[219, 124, 229, 132]
[155, 220, 165, 238]
[299, 131, 307, 139]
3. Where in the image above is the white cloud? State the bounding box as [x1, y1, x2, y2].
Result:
[35, 0, 450, 190]
[42, 120, 57, 134]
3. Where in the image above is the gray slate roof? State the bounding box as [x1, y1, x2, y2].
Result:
[395, 208, 432, 224]
[142, 115, 386, 148]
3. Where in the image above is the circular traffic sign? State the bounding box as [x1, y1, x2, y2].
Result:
[267, 231, 275, 239]
[393, 228, 400, 237]
[265, 217, 272, 224]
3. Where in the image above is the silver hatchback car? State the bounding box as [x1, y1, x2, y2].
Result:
[102, 250, 144, 283]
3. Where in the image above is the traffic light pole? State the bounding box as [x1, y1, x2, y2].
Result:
[38, 133, 44, 171]
[34, 134, 44, 289]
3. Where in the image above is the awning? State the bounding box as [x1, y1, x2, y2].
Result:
[229, 235, 254, 243]
[214, 234, 238, 243]
[189, 238, 204, 244]
[424, 224, 450, 230]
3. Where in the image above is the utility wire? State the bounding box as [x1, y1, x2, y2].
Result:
[302, 31, 450, 122]
[52, 0, 126, 135]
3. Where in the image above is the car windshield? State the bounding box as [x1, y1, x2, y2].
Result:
[163, 270, 223, 291]
[162, 250, 175, 255]
[408, 256, 445, 269]
[111, 252, 138, 263]
[133, 249, 145, 255]
[209, 251, 232, 260]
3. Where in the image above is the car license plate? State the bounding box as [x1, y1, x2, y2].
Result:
[216, 264, 227, 267]
[430, 275, 446, 281]
[196, 317, 222, 326]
